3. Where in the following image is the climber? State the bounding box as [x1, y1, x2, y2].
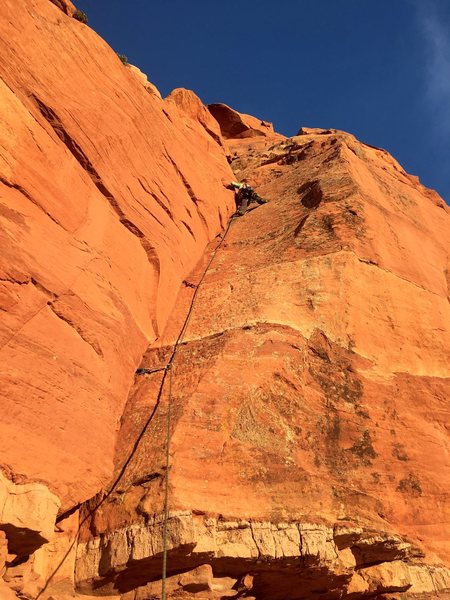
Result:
[136, 366, 167, 375]
[229, 181, 268, 216]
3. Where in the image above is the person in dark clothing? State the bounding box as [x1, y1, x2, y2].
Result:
[230, 181, 268, 216]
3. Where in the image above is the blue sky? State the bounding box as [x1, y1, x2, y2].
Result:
[78, 0, 450, 203]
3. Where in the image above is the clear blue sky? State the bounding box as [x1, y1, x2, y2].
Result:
[78, 0, 450, 203]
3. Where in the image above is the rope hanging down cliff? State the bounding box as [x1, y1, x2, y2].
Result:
[158, 216, 234, 599]
[35, 215, 234, 600]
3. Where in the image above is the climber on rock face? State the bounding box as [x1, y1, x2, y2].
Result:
[229, 181, 268, 216]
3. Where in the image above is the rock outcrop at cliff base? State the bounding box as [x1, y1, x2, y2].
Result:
[0, 1, 449, 599]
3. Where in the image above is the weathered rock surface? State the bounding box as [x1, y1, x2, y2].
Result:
[49, 0, 75, 16]
[126, 64, 162, 99]
[77, 514, 449, 598]
[74, 125, 450, 597]
[208, 103, 281, 140]
[1, 1, 450, 599]
[166, 89, 226, 150]
[0, 0, 233, 514]
[0, 471, 60, 557]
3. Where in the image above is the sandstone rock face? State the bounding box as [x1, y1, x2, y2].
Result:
[74, 125, 450, 597]
[49, 0, 75, 16]
[126, 64, 162, 99]
[0, 471, 60, 557]
[1, 1, 450, 599]
[208, 103, 281, 140]
[0, 0, 233, 514]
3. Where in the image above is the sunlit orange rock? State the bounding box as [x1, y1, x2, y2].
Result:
[1, 1, 450, 599]
[0, 0, 234, 513]
[76, 128, 450, 598]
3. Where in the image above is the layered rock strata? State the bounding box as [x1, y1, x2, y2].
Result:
[74, 122, 450, 598]
[0, 1, 449, 599]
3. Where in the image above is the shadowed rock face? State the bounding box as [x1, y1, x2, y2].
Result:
[1, 1, 450, 600]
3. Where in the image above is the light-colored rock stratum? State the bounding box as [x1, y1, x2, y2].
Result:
[0, 1, 449, 599]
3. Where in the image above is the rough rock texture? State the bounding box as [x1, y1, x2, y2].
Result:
[1, 1, 450, 599]
[208, 103, 282, 140]
[0, 471, 60, 558]
[76, 514, 450, 598]
[166, 89, 226, 150]
[49, 0, 75, 16]
[0, 0, 233, 514]
[74, 128, 450, 598]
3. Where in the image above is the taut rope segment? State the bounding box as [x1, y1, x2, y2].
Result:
[35, 215, 234, 600]
[159, 217, 233, 599]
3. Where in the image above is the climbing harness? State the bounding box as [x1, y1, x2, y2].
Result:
[35, 215, 234, 600]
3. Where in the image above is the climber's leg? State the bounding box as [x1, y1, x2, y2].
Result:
[237, 197, 248, 216]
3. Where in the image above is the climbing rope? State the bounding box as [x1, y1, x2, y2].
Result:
[159, 216, 233, 599]
[161, 363, 173, 600]
[35, 215, 234, 600]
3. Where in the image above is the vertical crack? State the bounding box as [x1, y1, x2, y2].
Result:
[249, 522, 261, 559]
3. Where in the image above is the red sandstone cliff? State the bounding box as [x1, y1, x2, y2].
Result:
[0, 0, 233, 509]
[1, 2, 449, 599]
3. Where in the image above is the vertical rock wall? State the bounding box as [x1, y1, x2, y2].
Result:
[0, 0, 234, 512]
[1, 2, 450, 599]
